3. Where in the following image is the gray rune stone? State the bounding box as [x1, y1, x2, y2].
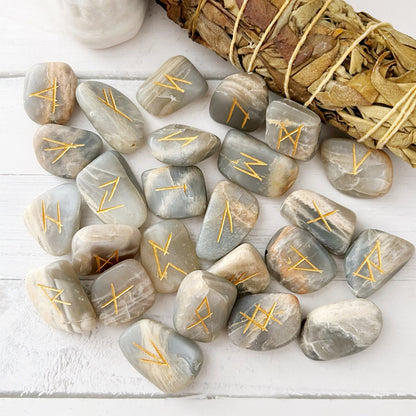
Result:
[26, 260, 96, 334]
[345, 229, 414, 298]
[140, 220, 200, 293]
[90, 259, 156, 326]
[76, 151, 147, 228]
[218, 129, 299, 197]
[24, 62, 77, 125]
[148, 124, 221, 166]
[72, 224, 141, 276]
[281, 189, 356, 255]
[209, 73, 268, 132]
[76, 81, 145, 154]
[196, 181, 259, 261]
[24, 183, 81, 256]
[33, 124, 102, 179]
[174, 271, 237, 342]
[142, 166, 207, 219]
[265, 99, 321, 161]
[265, 225, 337, 294]
[119, 318, 203, 393]
[208, 243, 270, 294]
[137, 55, 208, 116]
[228, 293, 301, 351]
[300, 298, 383, 360]
[320, 138, 393, 198]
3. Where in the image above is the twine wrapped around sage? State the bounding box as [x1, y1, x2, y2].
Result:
[156, 0, 416, 166]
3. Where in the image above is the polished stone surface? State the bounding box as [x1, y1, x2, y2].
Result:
[24, 62, 77, 125]
[218, 130, 299, 197]
[345, 229, 414, 298]
[320, 138, 393, 198]
[76, 151, 147, 228]
[26, 260, 96, 333]
[196, 181, 259, 261]
[91, 259, 155, 326]
[281, 189, 356, 255]
[137, 55, 208, 116]
[140, 220, 200, 293]
[265, 225, 337, 294]
[72, 224, 141, 276]
[148, 124, 220, 166]
[76, 81, 145, 154]
[300, 299, 383, 360]
[228, 293, 301, 351]
[265, 99, 321, 160]
[174, 271, 237, 342]
[24, 183, 81, 255]
[142, 166, 207, 219]
[33, 124, 102, 178]
[119, 319, 203, 393]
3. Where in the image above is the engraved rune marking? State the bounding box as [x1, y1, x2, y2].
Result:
[100, 282, 134, 315]
[268, 120, 304, 157]
[353, 240, 384, 282]
[148, 233, 187, 280]
[186, 297, 213, 334]
[37, 284, 71, 315]
[287, 246, 323, 273]
[97, 88, 132, 121]
[228, 272, 258, 286]
[307, 200, 339, 232]
[133, 340, 170, 367]
[155, 184, 187, 194]
[240, 302, 283, 334]
[217, 200, 233, 242]
[41, 200, 63, 234]
[154, 73, 192, 93]
[226, 98, 250, 128]
[157, 130, 199, 147]
[94, 250, 119, 273]
[42, 137, 85, 164]
[351, 143, 372, 175]
[29, 77, 60, 114]
[96, 177, 125, 214]
[231, 152, 267, 181]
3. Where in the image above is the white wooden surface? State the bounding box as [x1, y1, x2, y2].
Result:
[2, 0, 416, 410]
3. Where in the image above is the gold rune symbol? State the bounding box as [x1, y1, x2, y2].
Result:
[232, 152, 267, 181]
[155, 184, 187, 194]
[100, 283, 134, 315]
[96, 177, 125, 214]
[157, 130, 199, 147]
[226, 98, 250, 129]
[288, 246, 323, 273]
[351, 143, 372, 175]
[240, 302, 283, 334]
[29, 77, 60, 114]
[97, 88, 132, 121]
[37, 284, 71, 315]
[94, 250, 119, 273]
[133, 340, 170, 367]
[307, 200, 339, 232]
[228, 272, 258, 286]
[42, 137, 85, 164]
[353, 240, 384, 282]
[186, 297, 213, 334]
[41, 200, 63, 234]
[148, 233, 187, 280]
[154, 73, 192, 93]
[217, 200, 233, 242]
[269, 120, 304, 157]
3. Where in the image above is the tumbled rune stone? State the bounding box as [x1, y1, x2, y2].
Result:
[72, 224, 141, 276]
[148, 124, 220, 166]
[24, 183, 81, 256]
[91, 259, 155, 326]
[26, 260, 96, 333]
[209, 73, 268, 132]
[137, 55, 208, 116]
[266, 225, 337, 294]
[345, 229, 414, 298]
[76, 81, 145, 154]
[300, 299, 382, 360]
[174, 271, 237, 342]
[218, 130, 299, 197]
[281, 189, 356, 255]
[77, 151, 147, 228]
[208, 243, 270, 294]
[24, 62, 77, 125]
[265, 99, 321, 161]
[228, 293, 301, 351]
[142, 166, 207, 219]
[119, 319, 203, 393]
[140, 220, 200, 293]
[196, 181, 259, 261]
[33, 124, 102, 179]
[320, 138, 393, 198]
